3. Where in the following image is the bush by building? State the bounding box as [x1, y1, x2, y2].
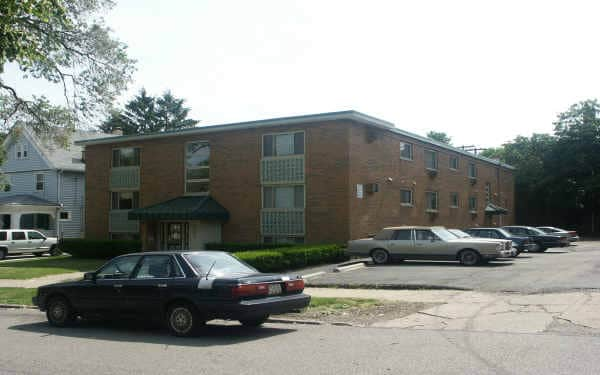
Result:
[61, 239, 142, 259]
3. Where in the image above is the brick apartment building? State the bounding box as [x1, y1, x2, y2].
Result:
[77, 111, 515, 250]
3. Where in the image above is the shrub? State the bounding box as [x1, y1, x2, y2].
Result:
[234, 244, 348, 272]
[61, 239, 142, 259]
[205, 242, 296, 252]
[234, 251, 287, 273]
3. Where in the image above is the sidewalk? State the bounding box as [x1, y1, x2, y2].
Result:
[0, 272, 84, 288]
[305, 287, 600, 334]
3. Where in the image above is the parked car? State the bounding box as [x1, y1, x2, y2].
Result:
[33, 251, 310, 336]
[465, 227, 533, 254]
[537, 227, 579, 242]
[502, 226, 569, 251]
[448, 229, 517, 257]
[0, 229, 60, 260]
[347, 226, 513, 266]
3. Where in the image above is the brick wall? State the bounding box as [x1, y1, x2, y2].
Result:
[347, 124, 515, 239]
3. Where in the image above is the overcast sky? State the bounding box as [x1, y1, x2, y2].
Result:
[9, 0, 600, 148]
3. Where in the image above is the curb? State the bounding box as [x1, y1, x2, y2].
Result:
[305, 283, 472, 291]
[334, 262, 366, 273]
[267, 318, 323, 325]
[0, 304, 36, 310]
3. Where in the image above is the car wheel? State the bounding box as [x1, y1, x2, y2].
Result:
[371, 249, 390, 265]
[239, 315, 269, 327]
[459, 250, 481, 266]
[538, 247, 548, 252]
[34, 252, 45, 257]
[0, 248, 6, 260]
[167, 303, 200, 337]
[49, 245, 61, 256]
[46, 296, 76, 327]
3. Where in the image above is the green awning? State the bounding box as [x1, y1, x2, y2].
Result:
[128, 196, 229, 221]
[484, 203, 508, 215]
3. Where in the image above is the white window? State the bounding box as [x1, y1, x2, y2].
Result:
[111, 191, 139, 210]
[185, 142, 210, 194]
[469, 196, 478, 211]
[263, 132, 304, 157]
[450, 192, 459, 208]
[425, 150, 438, 170]
[468, 163, 477, 178]
[59, 211, 71, 221]
[449, 156, 459, 170]
[400, 142, 413, 160]
[426, 191, 439, 211]
[15, 143, 28, 159]
[112, 147, 140, 167]
[263, 186, 304, 209]
[400, 189, 413, 206]
[35, 174, 44, 191]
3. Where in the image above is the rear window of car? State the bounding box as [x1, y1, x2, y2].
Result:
[12, 231, 25, 240]
[0, 231, 6, 241]
[393, 230, 412, 240]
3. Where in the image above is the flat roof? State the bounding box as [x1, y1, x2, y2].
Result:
[76, 110, 514, 170]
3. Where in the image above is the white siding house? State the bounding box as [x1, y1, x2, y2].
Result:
[0, 127, 110, 238]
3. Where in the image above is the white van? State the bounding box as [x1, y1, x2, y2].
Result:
[0, 230, 59, 260]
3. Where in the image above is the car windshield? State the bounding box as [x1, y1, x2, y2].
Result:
[431, 227, 460, 241]
[448, 229, 471, 238]
[183, 252, 257, 277]
[528, 227, 547, 235]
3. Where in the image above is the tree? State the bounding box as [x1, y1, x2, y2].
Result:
[480, 147, 504, 160]
[100, 89, 199, 135]
[426, 131, 451, 144]
[0, 0, 135, 137]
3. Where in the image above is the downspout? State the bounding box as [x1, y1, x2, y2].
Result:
[57, 170, 62, 241]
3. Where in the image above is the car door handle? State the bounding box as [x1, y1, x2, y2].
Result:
[157, 284, 167, 288]
[113, 284, 123, 288]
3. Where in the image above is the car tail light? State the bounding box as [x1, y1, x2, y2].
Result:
[569, 231, 577, 236]
[231, 283, 269, 298]
[285, 279, 305, 293]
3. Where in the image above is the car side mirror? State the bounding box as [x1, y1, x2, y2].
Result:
[84, 272, 96, 282]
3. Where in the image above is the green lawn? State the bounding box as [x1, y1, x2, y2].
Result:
[308, 297, 381, 311]
[0, 256, 106, 279]
[0, 288, 37, 305]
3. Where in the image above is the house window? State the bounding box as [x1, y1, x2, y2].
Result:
[263, 132, 304, 157]
[185, 142, 210, 194]
[263, 186, 304, 209]
[468, 163, 477, 178]
[59, 211, 71, 221]
[400, 189, 413, 206]
[35, 174, 44, 191]
[469, 196, 478, 211]
[425, 191, 439, 211]
[449, 156, 459, 170]
[485, 182, 491, 203]
[20, 214, 50, 230]
[15, 143, 28, 159]
[425, 150, 438, 170]
[111, 191, 139, 210]
[400, 142, 413, 160]
[112, 147, 140, 167]
[450, 192, 459, 208]
[263, 235, 305, 244]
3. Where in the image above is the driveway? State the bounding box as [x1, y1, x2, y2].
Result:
[308, 241, 600, 293]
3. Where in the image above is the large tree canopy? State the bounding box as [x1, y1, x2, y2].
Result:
[0, 0, 135, 135]
[100, 89, 199, 135]
[426, 130, 451, 144]
[487, 99, 600, 233]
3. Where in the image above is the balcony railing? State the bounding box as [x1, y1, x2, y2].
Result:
[110, 166, 140, 190]
[109, 210, 139, 233]
[261, 156, 304, 184]
[261, 209, 305, 235]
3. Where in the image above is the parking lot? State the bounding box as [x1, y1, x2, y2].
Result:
[308, 241, 600, 293]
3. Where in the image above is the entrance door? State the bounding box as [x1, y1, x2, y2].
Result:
[160, 222, 189, 250]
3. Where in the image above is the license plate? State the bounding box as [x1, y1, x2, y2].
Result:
[268, 283, 282, 295]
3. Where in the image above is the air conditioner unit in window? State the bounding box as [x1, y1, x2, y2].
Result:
[366, 183, 380, 194]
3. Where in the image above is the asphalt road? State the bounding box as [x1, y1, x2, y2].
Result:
[0, 309, 599, 375]
[308, 242, 600, 293]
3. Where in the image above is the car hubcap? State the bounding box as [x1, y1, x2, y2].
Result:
[373, 251, 387, 263]
[463, 253, 475, 264]
[170, 307, 192, 334]
[51, 303, 66, 322]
